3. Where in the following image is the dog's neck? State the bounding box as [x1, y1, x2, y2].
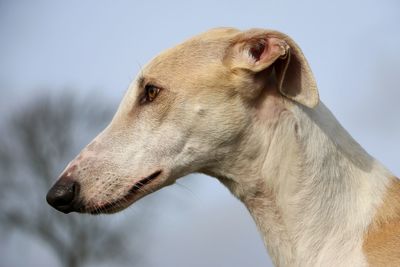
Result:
[208, 101, 391, 266]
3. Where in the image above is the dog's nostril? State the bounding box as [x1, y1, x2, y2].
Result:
[46, 178, 81, 214]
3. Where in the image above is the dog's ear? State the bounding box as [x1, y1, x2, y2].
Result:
[227, 29, 319, 108]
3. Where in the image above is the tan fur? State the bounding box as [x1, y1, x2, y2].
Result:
[363, 177, 400, 266]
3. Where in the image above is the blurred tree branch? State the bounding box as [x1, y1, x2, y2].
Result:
[0, 91, 143, 267]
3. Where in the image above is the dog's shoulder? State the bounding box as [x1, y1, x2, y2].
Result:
[363, 177, 400, 267]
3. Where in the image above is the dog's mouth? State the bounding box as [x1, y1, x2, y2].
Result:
[86, 170, 162, 215]
[129, 170, 162, 194]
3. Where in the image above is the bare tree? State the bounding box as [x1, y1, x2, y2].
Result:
[0, 92, 143, 267]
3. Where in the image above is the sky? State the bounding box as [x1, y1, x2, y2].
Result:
[0, 1, 399, 267]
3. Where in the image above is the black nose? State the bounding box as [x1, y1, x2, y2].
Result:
[46, 178, 81, 214]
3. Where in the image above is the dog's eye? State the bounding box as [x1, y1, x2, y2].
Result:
[143, 85, 161, 103]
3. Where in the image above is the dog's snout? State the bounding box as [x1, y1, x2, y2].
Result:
[46, 177, 81, 214]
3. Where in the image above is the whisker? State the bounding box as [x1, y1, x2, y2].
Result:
[175, 181, 201, 202]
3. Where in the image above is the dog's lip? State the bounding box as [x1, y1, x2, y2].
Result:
[86, 170, 163, 214]
[128, 170, 162, 194]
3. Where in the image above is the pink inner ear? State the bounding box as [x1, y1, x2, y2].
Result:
[253, 37, 288, 66]
[249, 40, 267, 62]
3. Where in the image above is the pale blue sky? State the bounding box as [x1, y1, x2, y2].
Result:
[1, 1, 399, 267]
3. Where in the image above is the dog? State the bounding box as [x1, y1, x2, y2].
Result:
[47, 28, 400, 267]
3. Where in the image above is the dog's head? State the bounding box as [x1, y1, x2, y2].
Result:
[46, 28, 318, 214]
